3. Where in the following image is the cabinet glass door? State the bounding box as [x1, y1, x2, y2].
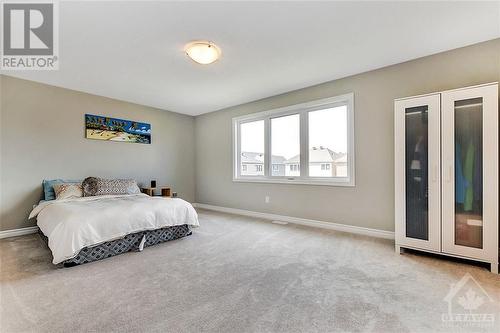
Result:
[405, 106, 429, 240]
[442, 84, 498, 262]
[453, 98, 483, 249]
[395, 95, 441, 251]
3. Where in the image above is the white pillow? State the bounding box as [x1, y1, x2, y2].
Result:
[53, 183, 83, 200]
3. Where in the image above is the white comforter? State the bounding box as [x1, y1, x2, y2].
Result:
[29, 194, 199, 264]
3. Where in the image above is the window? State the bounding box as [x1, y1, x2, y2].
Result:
[271, 114, 300, 176]
[309, 106, 347, 177]
[239, 120, 264, 176]
[233, 93, 354, 186]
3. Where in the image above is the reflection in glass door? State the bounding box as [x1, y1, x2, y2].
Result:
[405, 106, 429, 240]
[454, 98, 483, 249]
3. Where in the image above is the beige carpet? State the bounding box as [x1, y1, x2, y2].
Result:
[1, 209, 499, 332]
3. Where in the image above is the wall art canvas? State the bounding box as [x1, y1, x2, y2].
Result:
[85, 114, 151, 144]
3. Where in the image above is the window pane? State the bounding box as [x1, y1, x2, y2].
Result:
[271, 114, 300, 176]
[308, 106, 348, 177]
[240, 120, 264, 176]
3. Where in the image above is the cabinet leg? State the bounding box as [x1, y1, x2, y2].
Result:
[395, 245, 403, 254]
[490, 262, 499, 274]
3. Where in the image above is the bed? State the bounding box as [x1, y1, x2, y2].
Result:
[29, 193, 199, 266]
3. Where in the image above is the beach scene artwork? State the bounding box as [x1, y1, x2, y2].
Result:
[85, 114, 151, 144]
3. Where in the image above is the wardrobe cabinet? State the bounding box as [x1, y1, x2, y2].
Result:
[395, 83, 498, 273]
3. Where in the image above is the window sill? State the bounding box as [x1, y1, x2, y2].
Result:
[232, 177, 355, 187]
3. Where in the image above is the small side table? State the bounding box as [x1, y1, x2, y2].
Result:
[141, 186, 171, 197]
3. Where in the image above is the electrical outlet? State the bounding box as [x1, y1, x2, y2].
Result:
[265, 196, 270, 204]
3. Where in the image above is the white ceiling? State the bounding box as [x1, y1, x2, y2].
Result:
[4, 1, 500, 116]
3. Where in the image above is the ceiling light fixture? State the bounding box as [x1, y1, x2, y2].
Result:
[184, 41, 221, 65]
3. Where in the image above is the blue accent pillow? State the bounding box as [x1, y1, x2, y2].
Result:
[42, 179, 81, 201]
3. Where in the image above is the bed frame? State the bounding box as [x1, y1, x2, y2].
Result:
[39, 225, 192, 267]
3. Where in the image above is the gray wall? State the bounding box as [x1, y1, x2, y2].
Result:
[0, 75, 196, 231]
[195, 39, 500, 232]
[1, 39, 499, 233]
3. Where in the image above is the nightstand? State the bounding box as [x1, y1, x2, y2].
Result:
[141, 186, 171, 197]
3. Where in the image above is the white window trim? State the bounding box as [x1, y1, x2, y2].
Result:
[232, 93, 355, 187]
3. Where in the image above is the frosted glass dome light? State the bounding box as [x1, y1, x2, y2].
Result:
[184, 41, 221, 65]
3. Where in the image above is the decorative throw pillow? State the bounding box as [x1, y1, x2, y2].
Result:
[53, 183, 83, 200]
[42, 179, 81, 201]
[82, 177, 99, 196]
[82, 177, 140, 197]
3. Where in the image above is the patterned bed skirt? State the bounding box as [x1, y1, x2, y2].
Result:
[39, 225, 192, 267]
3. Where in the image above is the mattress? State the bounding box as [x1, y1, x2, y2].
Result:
[39, 224, 192, 266]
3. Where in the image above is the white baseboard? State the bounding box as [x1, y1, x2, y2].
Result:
[193, 203, 394, 240]
[0, 226, 39, 239]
